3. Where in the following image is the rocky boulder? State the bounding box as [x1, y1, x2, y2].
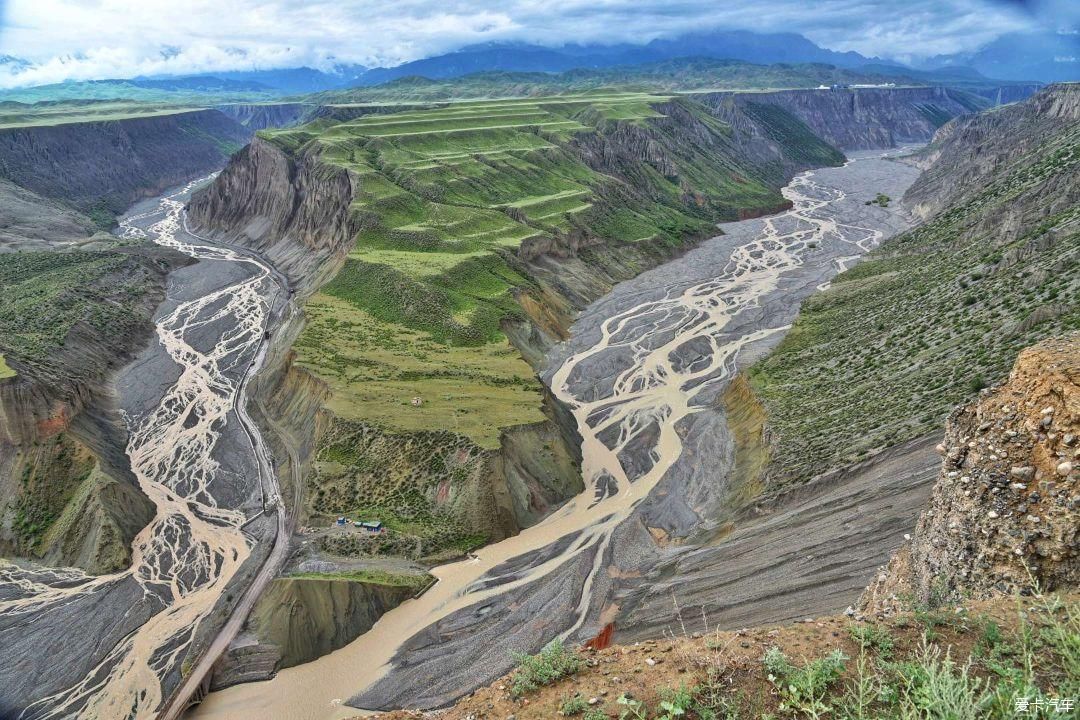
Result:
[860, 333, 1079, 614]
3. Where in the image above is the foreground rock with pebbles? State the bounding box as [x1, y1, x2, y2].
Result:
[861, 333, 1080, 615]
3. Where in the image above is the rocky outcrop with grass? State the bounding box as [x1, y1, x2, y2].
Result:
[702, 86, 990, 150]
[749, 83, 1079, 493]
[861, 333, 1079, 614]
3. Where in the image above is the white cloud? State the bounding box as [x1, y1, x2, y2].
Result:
[0, 0, 1059, 88]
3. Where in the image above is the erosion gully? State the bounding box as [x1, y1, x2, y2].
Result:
[191, 150, 923, 720]
[0, 178, 291, 719]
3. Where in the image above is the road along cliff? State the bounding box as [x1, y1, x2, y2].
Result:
[0, 179, 291, 719]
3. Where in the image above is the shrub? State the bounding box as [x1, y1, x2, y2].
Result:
[848, 623, 895, 659]
[510, 639, 583, 696]
[561, 694, 589, 716]
[763, 646, 847, 719]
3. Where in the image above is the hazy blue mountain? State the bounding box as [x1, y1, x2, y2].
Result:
[213, 64, 368, 93]
[350, 30, 882, 86]
[127, 76, 273, 92]
[0, 62, 368, 100]
[919, 31, 1078, 82]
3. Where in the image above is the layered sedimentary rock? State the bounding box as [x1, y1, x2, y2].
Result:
[0, 109, 250, 214]
[906, 82, 1080, 218]
[704, 86, 990, 150]
[861, 333, 1079, 613]
[210, 576, 418, 689]
[188, 136, 360, 293]
[0, 179, 96, 251]
[215, 102, 312, 130]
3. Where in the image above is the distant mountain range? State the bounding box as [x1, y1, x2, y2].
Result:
[351, 31, 881, 87]
[0, 28, 1072, 103]
[917, 31, 1078, 83]
[309, 58, 1038, 106]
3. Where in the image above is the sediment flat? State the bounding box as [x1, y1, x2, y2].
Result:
[191, 151, 929, 720]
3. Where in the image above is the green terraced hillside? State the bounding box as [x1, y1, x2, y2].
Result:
[274, 93, 837, 448]
[0, 101, 206, 129]
[750, 85, 1079, 489]
[192, 90, 842, 557]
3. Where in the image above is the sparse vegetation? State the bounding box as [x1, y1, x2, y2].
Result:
[848, 623, 895, 659]
[0, 248, 162, 372]
[561, 693, 590, 716]
[511, 639, 584, 696]
[750, 120, 1079, 489]
[763, 646, 848, 718]
[440, 595, 1079, 720]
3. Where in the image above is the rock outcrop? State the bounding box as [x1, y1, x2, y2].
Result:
[210, 576, 417, 689]
[705, 86, 989, 150]
[861, 333, 1079, 614]
[214, 102, 312, 130]
[905, 82, 1080, 219]
[187, 136, 361, 293]
[0, 179, 95, 251]
[0, 109, 250, 215]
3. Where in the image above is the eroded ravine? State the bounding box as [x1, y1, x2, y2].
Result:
[0, 179, 284, 719]
[192, 152, 921, 720]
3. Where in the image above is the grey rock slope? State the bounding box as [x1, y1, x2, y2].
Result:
[705, 86, 990, 150]
[0, 109, 250, 214]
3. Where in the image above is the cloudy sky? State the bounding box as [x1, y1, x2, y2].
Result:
[0, 0, 1075, 87]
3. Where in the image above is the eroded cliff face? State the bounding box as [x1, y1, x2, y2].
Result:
[210, 577, 417, 690]
[214, 103, 312, 131]
[861, 334, 1079, 614]
[0, 244, 190, 573]
[187, 136, 362, 293]
[703, 86, 989, 150]
[905, 83, 1080, 219]
[0, 110, 250, 215]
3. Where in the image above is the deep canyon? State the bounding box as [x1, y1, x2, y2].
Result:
[0, 81, 1075, 720]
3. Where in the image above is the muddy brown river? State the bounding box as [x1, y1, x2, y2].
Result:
[0, 179, 287, 719]
[191, 150, 923, 720]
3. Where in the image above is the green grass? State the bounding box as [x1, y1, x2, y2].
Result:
[285, 92, 806, 447]
[294, 295, 543, 448]
[750, 117, 1079, 489]
[0, 353, 15, 379]
[0, 101, 206, 129]
[286, 569, 431, 590]
[511, 639, 583, 697]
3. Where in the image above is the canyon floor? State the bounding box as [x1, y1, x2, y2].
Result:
[190, 150, 930, 720]
[0, 181, 289, 718]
